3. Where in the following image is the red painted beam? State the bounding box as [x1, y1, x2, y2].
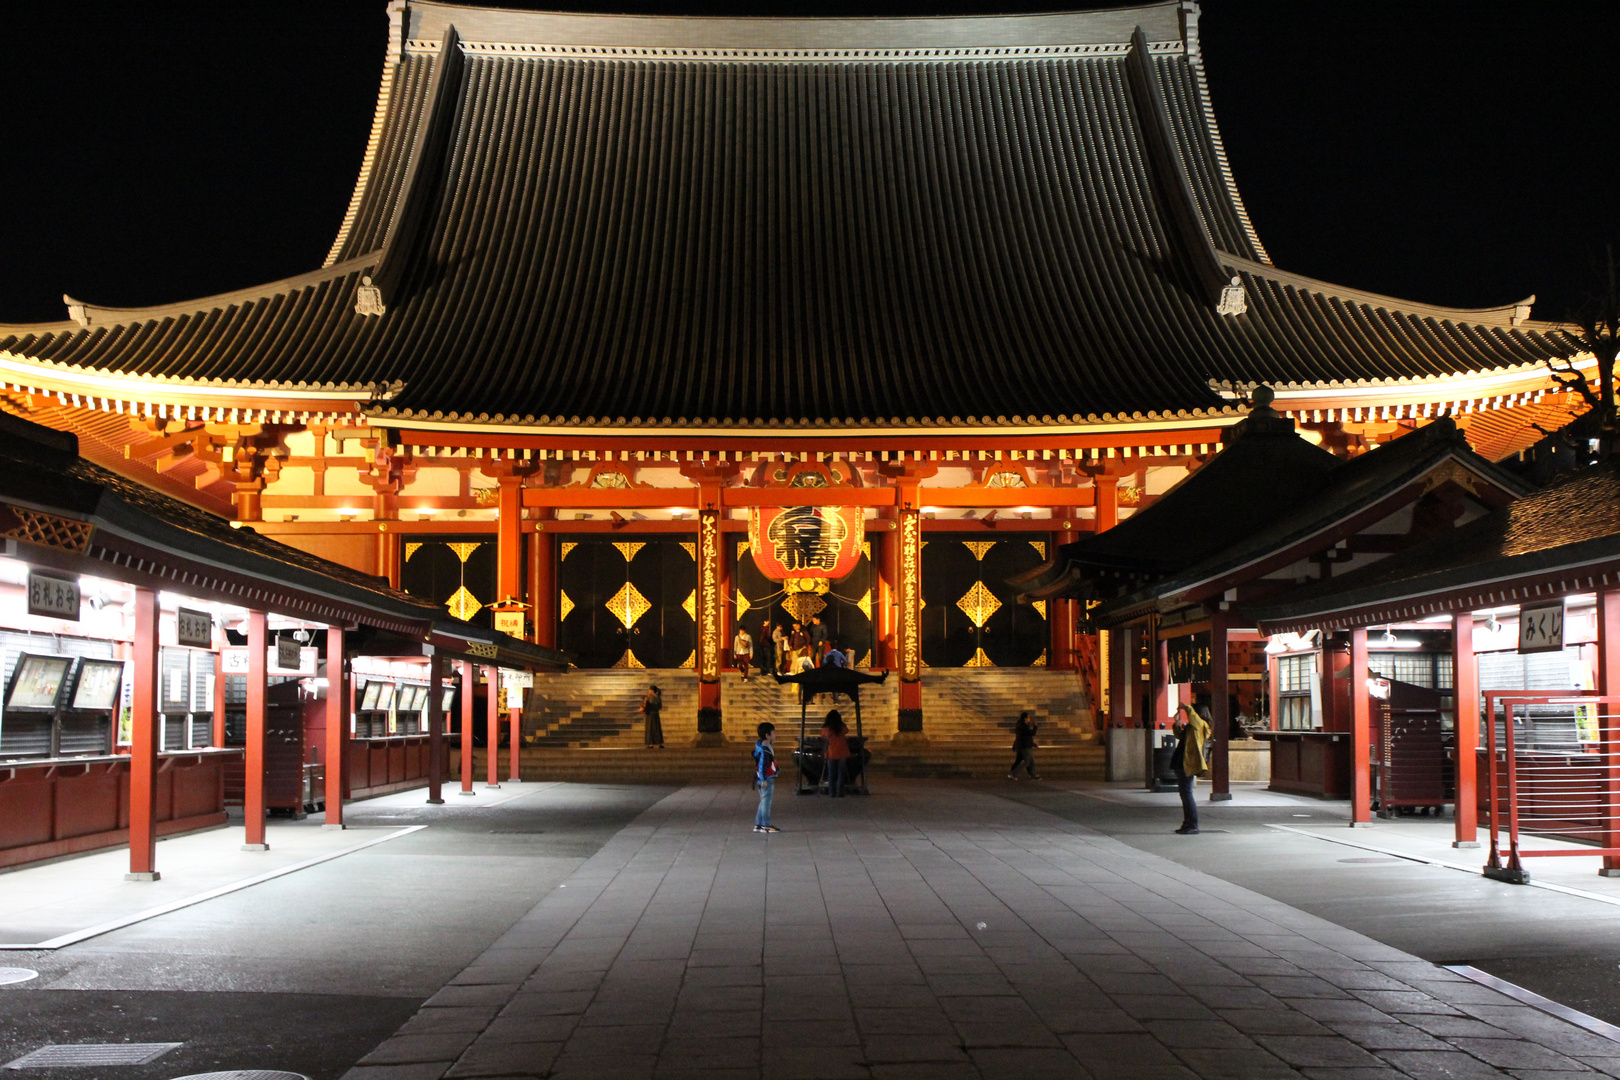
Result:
[396, 429, 1230, 453]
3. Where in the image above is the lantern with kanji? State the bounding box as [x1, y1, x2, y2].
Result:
[746, 504, 865, 583]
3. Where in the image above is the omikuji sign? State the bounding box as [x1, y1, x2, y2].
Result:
[26, 571, 79, 620]
[745, 505, 865, 582]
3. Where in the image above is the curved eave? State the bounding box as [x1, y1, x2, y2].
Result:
[0, 351, 387, 414]
[1223, 254, 1548, 331]
[1212, 355, 1594, 412]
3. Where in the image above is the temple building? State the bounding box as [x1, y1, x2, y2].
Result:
[0, 0, 1596, 763]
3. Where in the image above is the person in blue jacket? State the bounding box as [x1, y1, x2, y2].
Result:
[753, 722, 779, 833]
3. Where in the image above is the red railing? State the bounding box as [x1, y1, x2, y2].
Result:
[1484, 690, 1620, 883]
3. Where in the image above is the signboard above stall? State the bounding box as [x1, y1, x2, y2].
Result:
[26, 572, 79, 621]
[176, 608, 213, 649]
[1519, 602, 1565, 654]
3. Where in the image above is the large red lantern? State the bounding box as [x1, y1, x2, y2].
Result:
[746, 504, 865, 582]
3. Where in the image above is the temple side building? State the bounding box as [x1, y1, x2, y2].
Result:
[0, 1, 1596, 757]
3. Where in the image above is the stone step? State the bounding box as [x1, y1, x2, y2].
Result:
[460, 743, 1105, 784]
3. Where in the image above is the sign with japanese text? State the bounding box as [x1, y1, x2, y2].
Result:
[1518, 602, 1565, 654]
[27, 571, 79, 620]
[177, 608, 213, 649]
[276, 636, 302, 670]
[493, 611, 524, 637]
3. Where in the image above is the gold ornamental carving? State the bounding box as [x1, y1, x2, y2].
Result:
[964, 540, 996, 561]
[1033, 600, 1047, 619]
[445, 586, 482, 622]
[605, 581, 651, 630]
[682, 590, 697, 621]
[612, 541, 645, 563]
[447, 541, 483, 563]
[558, 590, 575, 623]
[856, 589, 872, 620]
[680, 541, 697, 560]
[404, 542, 423, 562]
[956, 581, 1002, 628]
[735, 591, 751, 622]
[964, 647, 994, 667]
[612, 649, 645, 669]
[560, 542, 577, 561]
[1030, 541, 1046, 559]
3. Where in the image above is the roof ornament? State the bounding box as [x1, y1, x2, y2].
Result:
[355, 276, 387, 317]
[1512, 296, 1534, 327]
[62, 295, 91, 330]
[1216, 275, 1247, 317]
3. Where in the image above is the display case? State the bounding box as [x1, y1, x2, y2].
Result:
[1, 652, 75, 757]
[59, 657, 123, 756]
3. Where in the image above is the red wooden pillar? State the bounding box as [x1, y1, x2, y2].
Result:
[1209, 610, 1232, 802]
[696, 493, 724, 716]
[425, 650, 446, 804]
[508, 693, 522, 783]
[1350, 626, 1371, 825]
[1148, 623, 1168, 788]
[1597, 589, 1620, 875]
[243, 610, 269, 850]
[497, 477, 523, 608]
[485, 664, 501, 788]
[875, 530, 895, 669]
[324, 625, 348, 828]
[1452, 612, 1480, 848]
[530, 514, 555, 648]
[895, 498, 923, 729]
[212, 645, 227, 748]
[1107, 628, 1128, 729]
[126, 587, 161, 880]
[1094, 474, 1119, 533]
[459, 659, 476, 796]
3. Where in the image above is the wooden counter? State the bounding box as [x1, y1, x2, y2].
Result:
[1253, 730, 1352, 799]
[0, 748, 240, 870]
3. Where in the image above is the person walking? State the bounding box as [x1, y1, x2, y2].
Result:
[1008, 710, 1039, 780]
[733, 625, 754, 682]
[639, 684, 664, 748]
[753, 722, 779, 832]
[1171, 702, 1211, 834]
[821, 710, 851, 797]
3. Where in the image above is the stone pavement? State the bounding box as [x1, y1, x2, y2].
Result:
[348, 782, 1620, 1080]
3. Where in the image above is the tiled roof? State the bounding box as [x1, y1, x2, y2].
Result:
[1020, 413, 1532, 617]
[0, 3, 1577, 429]
[1251, 458, 1620, 629]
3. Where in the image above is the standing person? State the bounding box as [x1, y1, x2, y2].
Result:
[1171, 702, 1211, 835]
[789, 622, 809, 668]
[733, 625, 754, 682]
[1007, 710, 1040, 781]
[809, 616, 830, 663]
[821, 641, 847, 668]
[640, 684, 664, 749]
[760, 621, 778, 676]
[771, 621, 789, 675]
[821, 710, 851, 798]
[753, 722, 779, 833]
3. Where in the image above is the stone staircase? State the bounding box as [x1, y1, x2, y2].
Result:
[525, 670, 699, 747]
[499, 666, 1104, 782]
[920, 668, 1096, 745]
[721, 673, 899, 743]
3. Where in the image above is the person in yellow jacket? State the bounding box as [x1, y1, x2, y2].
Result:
[1171, 702, 1211, 835]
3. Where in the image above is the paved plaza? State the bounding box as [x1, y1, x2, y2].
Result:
[5, 781, 1620, 1080]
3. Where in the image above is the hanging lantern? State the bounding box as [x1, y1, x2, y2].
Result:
[746, 504, 865, 583]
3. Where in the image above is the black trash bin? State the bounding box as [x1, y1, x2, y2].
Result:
[1152, 736, 1179, 793]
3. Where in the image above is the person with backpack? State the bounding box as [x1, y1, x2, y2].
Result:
[752, 722, 779, 833]
[1171, 702, 1211, 835]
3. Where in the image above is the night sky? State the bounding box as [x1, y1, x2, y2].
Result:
[2, 2, 1616, 327]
